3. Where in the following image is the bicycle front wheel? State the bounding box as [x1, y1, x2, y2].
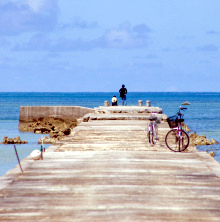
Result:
[152, 124, 158, 145]
[165, 129, 189, 152]
[147, 130, 151, 144]
[148, 124, 157, 145]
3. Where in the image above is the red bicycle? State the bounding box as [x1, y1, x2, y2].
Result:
[165, 106, 190, 152]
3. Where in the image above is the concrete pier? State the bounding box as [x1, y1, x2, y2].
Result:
[1, 106, 220, 221]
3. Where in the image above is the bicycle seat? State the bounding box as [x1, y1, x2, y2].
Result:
[176, 118, 184, 123]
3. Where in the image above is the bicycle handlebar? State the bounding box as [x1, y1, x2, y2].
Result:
[179, 106, 187, 111]
[177, 106, 187, 117]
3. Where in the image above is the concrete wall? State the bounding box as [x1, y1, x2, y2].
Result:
[19, 106, 94, 122]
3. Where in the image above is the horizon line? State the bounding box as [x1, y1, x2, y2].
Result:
[0, 91, 220, 93]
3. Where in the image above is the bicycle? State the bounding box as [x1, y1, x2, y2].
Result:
[147, 113, 161, 145]
[165, 106, 190, 152]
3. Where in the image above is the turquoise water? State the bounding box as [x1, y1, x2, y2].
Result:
[0, 92, 220, 176]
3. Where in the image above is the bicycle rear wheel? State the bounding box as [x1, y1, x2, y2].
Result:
[165, 129, 189, 152]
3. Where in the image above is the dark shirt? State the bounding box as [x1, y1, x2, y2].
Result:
[119, 87, 127, 98]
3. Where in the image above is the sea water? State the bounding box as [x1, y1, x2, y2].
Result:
[0, 92, 220, 176]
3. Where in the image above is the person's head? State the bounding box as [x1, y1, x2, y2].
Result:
[122, 84, 125, 88]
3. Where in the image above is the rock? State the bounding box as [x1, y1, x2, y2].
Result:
[182, 101, 190, 105]
[49, 130, 67, 140]
[63, 128, 71, 135]
[211, 138, 218, 144]
[1, 136, 28, 144]
[19, 117, 77, 141]
[182, 123, 191, 132]
[83, 114, 90, 122]
[19, 117, 77, 132]
[38, 136, 57, 144]
[34, 127, 51, 134]
[209, 151, 215, 157]
[189, 133, 218, 146]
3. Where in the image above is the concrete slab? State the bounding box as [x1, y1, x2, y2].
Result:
[1, 151, 220, 221]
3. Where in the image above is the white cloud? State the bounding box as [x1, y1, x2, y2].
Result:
[26, 0, 58, 13]
[104, 29, 133, 48]
[0, 0, 59, 35]
[14, 22, 152, 51]
[197, 44, 219, 52]
[206, 30, 220, 35]
[99, 22, 151, 49]
[26, 0, 45, 13]
[60, 17, 98, 30]
[0, 37, 10, 47]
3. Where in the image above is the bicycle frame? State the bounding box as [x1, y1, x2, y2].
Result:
[148, 121, 156, 133]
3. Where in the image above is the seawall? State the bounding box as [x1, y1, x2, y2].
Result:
[19, 106, 94, 122]
[18, 106, 94, 134]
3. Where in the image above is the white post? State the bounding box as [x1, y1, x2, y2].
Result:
[104, 101, 109, 107]
[146, 100, 151, 107]
[138, 100, 143, 106]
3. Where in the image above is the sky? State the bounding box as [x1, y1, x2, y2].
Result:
[0, 0, 220, 92]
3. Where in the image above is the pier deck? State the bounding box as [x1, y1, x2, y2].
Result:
[1, 106, 220, 221]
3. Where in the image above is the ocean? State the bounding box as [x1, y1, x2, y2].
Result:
[0, 92, 220, 176]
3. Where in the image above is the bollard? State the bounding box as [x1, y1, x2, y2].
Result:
[138, 100, 143, 106]
[146, 100, 151, 107]
[104, 101, 110, 107]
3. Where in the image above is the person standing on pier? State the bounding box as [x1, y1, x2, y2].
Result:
[119, 84, 127, 105]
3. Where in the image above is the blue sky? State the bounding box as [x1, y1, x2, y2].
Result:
[0, 0, 220, 92]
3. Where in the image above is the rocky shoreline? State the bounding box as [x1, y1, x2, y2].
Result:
[189, 132, 218, 146]
[19, 116, 79, 143]
[182, 123, 218, 146]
